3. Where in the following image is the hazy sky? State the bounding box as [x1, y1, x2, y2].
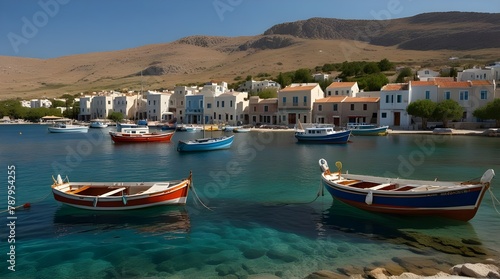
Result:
[1, 0, 498, 58]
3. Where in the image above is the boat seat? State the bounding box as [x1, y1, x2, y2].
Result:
[99, 187, 126, 197]
[139, 183, 170, 195]
[369, 183, 392, 190]
[338, 180, 360, 186]
[68, 186, 90, 194]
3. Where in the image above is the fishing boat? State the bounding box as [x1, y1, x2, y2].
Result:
[177, 135, 234, 152]
[318, 158, 495, 221]
[346, 123, 389, 136]
[294, 124, 351, 143]
[109, 126, 174, 143]
[51, 172, 192, 210]
[48, 123, 89, 133]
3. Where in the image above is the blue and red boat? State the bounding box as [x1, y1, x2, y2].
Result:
[294, 124, 351, 143]
[318, 159, 495, 221]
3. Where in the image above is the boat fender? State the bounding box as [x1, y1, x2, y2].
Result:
[93, 197, 98, 207]
[480, 169, 495, 184]
[318, 159, 330, 174]
[122, 192, 127, 205]
[365, 191, 373, 205]
[56, 174, 63, 185]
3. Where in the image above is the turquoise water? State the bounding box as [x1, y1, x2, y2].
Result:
[1, 124, 500, 278]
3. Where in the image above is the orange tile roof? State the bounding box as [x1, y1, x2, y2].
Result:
[280, 85, 317, 92]
[327, 82, 356, 88]
[315, 96, 347, 103]
[428, 77, 454, 82]
[382, 83, 409, 91]
[436, 81, 471, 88]
[344, 97, 380, 103]
[470, 80, 493, 86]
[410, 81, 436, 86]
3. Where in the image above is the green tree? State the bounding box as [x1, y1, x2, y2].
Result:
[108, 111, 124, 123]
[293, 68, 313, 83]
[395, 67, 413, 83]
[276, 72, 293, 88]
[473, 99, 500, 127]
[406, 99, 436, 129]
[433, 100, 463, 128]
[363, 62, 380, 75]
[378, 58, 394, 71]
[356, 73, 389, 91]
[258, 88, 278, 99]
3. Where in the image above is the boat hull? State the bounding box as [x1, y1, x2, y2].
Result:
[52, 177, 191, 210]
[295, 130, 351, 143]
[177, 135, 234, 152]
[109, 132, 174, 143]
[48, 126, 89, 133]
[350, 126, 388, 136]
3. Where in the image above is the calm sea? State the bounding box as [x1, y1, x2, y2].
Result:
[0, 124, 499, 278]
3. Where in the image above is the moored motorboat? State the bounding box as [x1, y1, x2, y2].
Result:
[346, 123, 389, 136]
[318, 158, 495, 221]
[48, 123, 89, 133]
[51, 172, 192, 210]
[89, 120, 109, 128]
[295, 124, 351, 143]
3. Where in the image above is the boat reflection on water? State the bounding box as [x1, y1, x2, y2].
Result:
[53, 206, 190, 238]
[318, 201, 491, 258]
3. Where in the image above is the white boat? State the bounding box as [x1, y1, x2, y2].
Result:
[48, 123, 89, 133]
[233, 127, 251, 133]
[346, 123, 389, 136]
[295, 124, 351, 143]
[433, 127, 454, 135]
[89, 121, 108, 128]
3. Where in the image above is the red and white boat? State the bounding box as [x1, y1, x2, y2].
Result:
[51, 172, 192, 210]
[109, 126, 174, 143]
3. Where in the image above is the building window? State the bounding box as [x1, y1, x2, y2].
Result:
[253, 106, 256, 112]
[282, 97, 286, 105]
[425, 91, 430, 99]
[444, 91, 451, 100]
[222, 101, 225, 108]
[217, 101, 220, 107]
[397, 95, 402, 103]
[303, 96, 307, 106]
[480, 90, 488, 100]
[292, 96, 298, 106]
[333, 104, 338, 111]
[230, 100, 233, 107]
[385, 95, 390, 103]
[460, 91, 469, 100]
[381, 112, 387, 118]
[318, 105, 323, 111]
[207, 103, 212, 108]
[350, 104, 354, 110]
[363, 104, 367, 110]
[335, 90, 339, 95]
[264, 106, 268, 112]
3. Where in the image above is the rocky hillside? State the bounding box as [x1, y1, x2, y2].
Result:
[264, 12, 500, 50]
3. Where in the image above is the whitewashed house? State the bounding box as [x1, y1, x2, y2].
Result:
[78, 96, 92, 121]
[457, 67, 495, 82]
[147, 91, 172, 122]
[113, 94, 138, 120]
[278, 83, 324, 126]
[237, 79, 281, 93]
[90, 94, 114, 119]
[325, 82, 359, 97]
[171, 86, 197, 123]
[379, 83, 411, 128]
[417, 69, 439, 81]
[213, 91, 249, 125]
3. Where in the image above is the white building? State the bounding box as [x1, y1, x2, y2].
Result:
[79, 96, 92, 121]
[147, 91, 172, 122]
[237, 79, 281, 93]
[113, 94, 137, 120]
[212, 91, 249, 125]
[325, 82, 359, 97]
[171, 86, 198, 123]
[417, 69, 439, 81]
[30, 99, 52, 108]
[90, 95, 114, 119]
[457, 67, 495, 82]
[379, 83, 411, 128]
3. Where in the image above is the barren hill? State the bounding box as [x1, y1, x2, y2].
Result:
[1, 12, 499, 99]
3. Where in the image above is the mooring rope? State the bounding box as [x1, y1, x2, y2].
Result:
[488, 187, 500, 216]
[190, 181, 213, 211]
[264, 180, 325, 206]
[0, 190, 52, 214]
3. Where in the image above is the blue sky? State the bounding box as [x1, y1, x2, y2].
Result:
[1, 0, 498, 58]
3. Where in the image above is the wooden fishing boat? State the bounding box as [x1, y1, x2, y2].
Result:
[318, 159, 495, 221]
[109, 126, 174, 143]
[51, 172, 192, 210]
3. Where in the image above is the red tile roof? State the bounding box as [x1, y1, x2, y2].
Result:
[470, 80, 493, 86]
[436, 81, 470, 88]
[344, 97, 380, 103]
[410, 81, 436, 86]
[315, 97, 347, 103]
[280, 85, 317, 92]
[382, 83, 409, 91]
